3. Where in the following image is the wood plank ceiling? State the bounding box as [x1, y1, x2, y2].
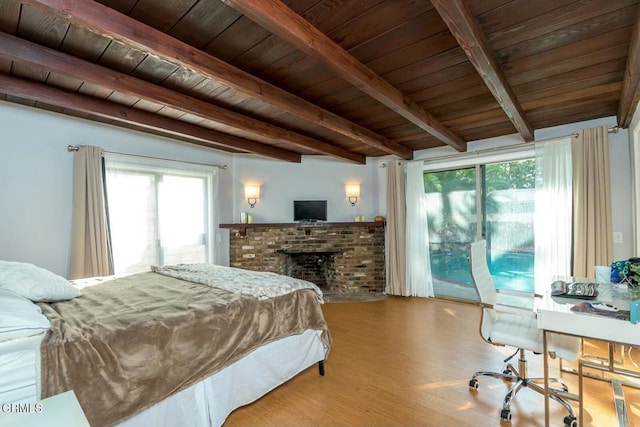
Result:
[0, 0, 638, 164]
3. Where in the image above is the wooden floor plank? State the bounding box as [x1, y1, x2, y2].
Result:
[225, 297, 640, 426]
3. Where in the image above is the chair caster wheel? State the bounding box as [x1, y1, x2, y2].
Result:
[563, 416, 577, 427]
[500, 409, 512, 422]
[468, 379, 478, 389]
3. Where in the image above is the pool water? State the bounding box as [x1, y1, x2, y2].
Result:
[430, 250, 534, 293]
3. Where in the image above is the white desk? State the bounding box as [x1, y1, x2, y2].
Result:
[538, 283, 640, 426]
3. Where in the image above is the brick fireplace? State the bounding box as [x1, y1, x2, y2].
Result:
[220, 222, 385, 292]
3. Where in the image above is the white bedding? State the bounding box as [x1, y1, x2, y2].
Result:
[151, 263, 324, 301]
[0, 264, 329, 426]
[0, 333, 44, 404]
[0, 329, 325, 427]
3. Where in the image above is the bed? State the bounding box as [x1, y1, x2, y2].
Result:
[0, 261, 331, 427]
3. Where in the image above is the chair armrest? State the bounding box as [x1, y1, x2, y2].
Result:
[493, 303, 538, 319]
[497, 288, 543, 299]
[476, 301, 538, 318]
[495, 290, 541, 312]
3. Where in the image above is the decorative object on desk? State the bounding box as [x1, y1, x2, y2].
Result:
[627, 257, 640, 288]
[550, 280, 598, 299]
[630, 300, 640, 324]
[240, 212, 247, 224]
[570, 302, 630, 320]
[354, 215, 365, 222]
[374, 215, 384, 222]
[627, 258, 640, 318]
[610, 259, 629, 283]
[594, 265, 611, 283]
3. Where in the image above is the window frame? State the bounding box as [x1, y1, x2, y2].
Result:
[104, 153, 219, 274]
[421, 145, 537, 300]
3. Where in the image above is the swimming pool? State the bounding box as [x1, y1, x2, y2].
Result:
[430, 250, 534, 293]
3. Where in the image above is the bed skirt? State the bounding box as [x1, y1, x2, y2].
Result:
[116, 329, 327, 427]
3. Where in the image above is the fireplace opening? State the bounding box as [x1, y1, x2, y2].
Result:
[280, 251, 339, 289]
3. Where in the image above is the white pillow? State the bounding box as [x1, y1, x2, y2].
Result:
[0, 260, 81, 302]
[0, 289, 51, 342]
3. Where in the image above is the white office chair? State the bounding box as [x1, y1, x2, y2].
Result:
[467, 240, 579, 426]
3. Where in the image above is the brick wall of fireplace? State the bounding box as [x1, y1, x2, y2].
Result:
[221, 222, 385, 292]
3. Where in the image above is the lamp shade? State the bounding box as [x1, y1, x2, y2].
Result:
[244, 185, 260, 199]
[345, 184, 360, 198]
[244, 184, 260, 208]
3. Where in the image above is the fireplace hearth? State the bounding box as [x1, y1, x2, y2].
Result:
[279, 250, 340, 289]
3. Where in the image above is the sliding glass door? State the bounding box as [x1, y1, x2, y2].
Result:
[484, 161, 535, 294]
[425, 159, 535, 301]
[425, 167, 478, 300]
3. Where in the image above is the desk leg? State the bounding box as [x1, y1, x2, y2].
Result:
[544, 330, 550, 427]
[579, 360, 584, 427]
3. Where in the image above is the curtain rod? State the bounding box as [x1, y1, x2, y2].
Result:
[67, 145, 228, 170]
[534, 125, 619, 144]
[380, 126, 621, 167]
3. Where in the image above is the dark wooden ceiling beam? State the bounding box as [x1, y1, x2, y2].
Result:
[0, 74, 302, 163]
[431, 0, 534, 142]
[221, 0, 466, 152]
[19, 0, 411, 160]
[0, 32, 365, 164]
[617, 4, 640, 128]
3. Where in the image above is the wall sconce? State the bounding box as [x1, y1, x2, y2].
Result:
[244, 184, 260, 208]
[345, 184, 360, 207]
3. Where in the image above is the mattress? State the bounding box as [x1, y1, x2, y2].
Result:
[0, 333, 44, 404]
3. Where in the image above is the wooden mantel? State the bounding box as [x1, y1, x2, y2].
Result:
[220, 221, 384, 236]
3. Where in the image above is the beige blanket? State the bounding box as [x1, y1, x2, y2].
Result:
[38, 272, 331, 427]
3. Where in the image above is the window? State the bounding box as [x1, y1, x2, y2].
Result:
[104, 153, 218, 275]
[423, 148, 535, 301]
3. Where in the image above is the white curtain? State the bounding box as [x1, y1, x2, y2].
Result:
[70, 145, 114, 279]
[534, 137, 573, 293]
[104, 153, 219, 274]
[385, 160, 406, 295]
[405, 161, 433, 297]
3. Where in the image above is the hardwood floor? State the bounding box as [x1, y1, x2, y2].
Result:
[225, 297, 640, 426]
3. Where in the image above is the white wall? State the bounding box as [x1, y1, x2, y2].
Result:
[1, 99, 635, 277]
[0, 101, 233, 277]
[230, 154, 381, 223]
[630, 106, 640, 254]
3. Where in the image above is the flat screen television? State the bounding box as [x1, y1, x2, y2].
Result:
[294, 200, 327, 222]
